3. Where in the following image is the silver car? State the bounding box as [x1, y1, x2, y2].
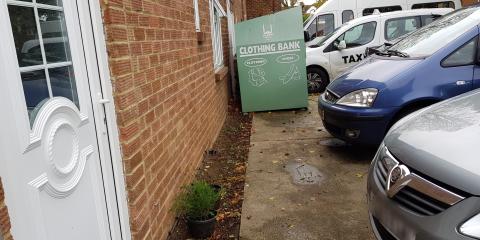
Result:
[367, 89, 480, 239]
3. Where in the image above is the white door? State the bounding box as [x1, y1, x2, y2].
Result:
[0, 0, 118, 239]
[327, 21, 380, 78]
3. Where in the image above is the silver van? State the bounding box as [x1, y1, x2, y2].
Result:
[367, 89, 480, 239]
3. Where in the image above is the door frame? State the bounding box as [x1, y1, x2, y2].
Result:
[78, 0, 132, 239]
[0, 0, 132, 239]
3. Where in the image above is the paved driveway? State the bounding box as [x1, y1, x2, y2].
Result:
[240, 96, 376, 240]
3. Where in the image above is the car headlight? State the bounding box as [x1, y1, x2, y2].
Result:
[371, 142, 386, 167]
[460, 213, 480, 238]
[337, 88, 378, 107]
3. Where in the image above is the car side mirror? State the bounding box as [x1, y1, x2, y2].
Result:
[336, 40, 347, 50]
[304, 31, 310, 42]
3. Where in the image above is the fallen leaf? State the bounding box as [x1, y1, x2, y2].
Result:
[216, 213, 225, 221]
[355, 173, 364, 178]
[234, 165, 246, 173]
[272, 160, 279, 164]
[230, 212, 242, 217]
[231, 194, 241, 205]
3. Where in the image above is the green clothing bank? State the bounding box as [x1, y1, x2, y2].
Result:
[235, 7, 308, 112]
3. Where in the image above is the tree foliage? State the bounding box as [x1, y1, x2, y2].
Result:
[279, 0, 327, 10]
[312, 0, 328, 8]
[280, 0, 298, 8]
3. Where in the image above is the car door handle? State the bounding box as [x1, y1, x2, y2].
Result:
[456, 80, 467, 86]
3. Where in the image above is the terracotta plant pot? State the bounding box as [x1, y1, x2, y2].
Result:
[211, 184, 221, 193]
[186, 211, 217, 239]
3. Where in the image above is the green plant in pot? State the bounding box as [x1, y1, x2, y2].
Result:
[174, 181, 222, 238]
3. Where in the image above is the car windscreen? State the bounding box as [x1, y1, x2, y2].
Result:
[388, 8, 480, 57]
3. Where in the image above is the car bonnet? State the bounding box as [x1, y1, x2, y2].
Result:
[385, 90, 480, 195]
[327, 56, 422, 97]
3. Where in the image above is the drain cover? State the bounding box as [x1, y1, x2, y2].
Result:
[285, 162, 324, 185]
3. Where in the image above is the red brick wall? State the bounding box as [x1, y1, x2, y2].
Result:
[0, 179, 12, 240]
[246, 0, 281, 19]
[100, 0, 232, 239]
[462, 0, 480, 6]
[233, 0, 247, 22]
[222, 0, 247, 23]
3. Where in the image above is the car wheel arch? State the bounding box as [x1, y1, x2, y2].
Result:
[307, 65, 331, 93]
[387, 98, 441, 131]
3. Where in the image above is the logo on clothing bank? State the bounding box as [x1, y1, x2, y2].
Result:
[263, 24, 273, 40]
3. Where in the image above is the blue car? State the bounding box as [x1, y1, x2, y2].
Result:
[319, 6, 480, 145]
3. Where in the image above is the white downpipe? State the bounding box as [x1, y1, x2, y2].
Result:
[227, 0, 237, 98]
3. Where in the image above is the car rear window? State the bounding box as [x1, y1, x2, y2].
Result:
[412, 1, 455, 9]
[363, 6, 402, 16]
[385, 16, 422, 41]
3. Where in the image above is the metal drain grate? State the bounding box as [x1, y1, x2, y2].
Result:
[285, 162, 324, 185]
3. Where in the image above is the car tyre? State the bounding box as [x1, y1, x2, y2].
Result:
[307, 67, 329, 93]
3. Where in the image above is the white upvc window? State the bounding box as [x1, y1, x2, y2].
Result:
[210, 0, 226, 70]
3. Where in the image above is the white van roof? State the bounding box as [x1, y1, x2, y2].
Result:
[375, 8, 453, 17]
[315, 8, 453, 46]
[343, 8, 452, 25]
[311, 0, 456, 16]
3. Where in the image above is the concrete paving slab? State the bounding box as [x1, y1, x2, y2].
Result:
[240, 96, 376, 240]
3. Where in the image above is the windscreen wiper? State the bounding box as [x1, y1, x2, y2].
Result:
[386, 49, 410, 58]
[368, 47, 390, 56]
